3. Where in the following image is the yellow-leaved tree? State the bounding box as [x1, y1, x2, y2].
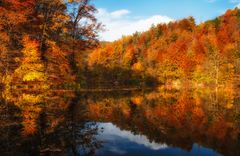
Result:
[10, 36, 48, 88]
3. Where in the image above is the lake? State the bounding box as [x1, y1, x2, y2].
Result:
[0, 88, 239, 156]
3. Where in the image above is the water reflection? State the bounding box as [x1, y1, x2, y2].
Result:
[0, 88, 101, 155]
[95, 122, 220, 156]
[0, 88, 239, 156]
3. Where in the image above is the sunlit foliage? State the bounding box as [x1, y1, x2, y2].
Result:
[87, 8, 240, 88]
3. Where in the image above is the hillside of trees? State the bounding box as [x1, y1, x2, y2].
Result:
[86, 8, 240, 89]
[1, 1, 240, 90]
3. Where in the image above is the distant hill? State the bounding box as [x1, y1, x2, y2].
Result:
[85, 8, 240, 88]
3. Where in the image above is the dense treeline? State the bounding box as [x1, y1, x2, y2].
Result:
[0, 0, 101, 88]
[87, 8, 240, 88]
[1, 1, 240, 89]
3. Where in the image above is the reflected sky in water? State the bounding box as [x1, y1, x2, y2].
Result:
[0, 89, 239, 156]
[94, 122, 221, 156]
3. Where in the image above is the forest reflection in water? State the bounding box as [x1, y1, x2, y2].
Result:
[0, 87, 239, 156]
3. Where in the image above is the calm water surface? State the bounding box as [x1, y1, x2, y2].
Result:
[0, 89, 239, 156]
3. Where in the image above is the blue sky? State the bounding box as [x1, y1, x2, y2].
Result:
[92, 0, 240, 41]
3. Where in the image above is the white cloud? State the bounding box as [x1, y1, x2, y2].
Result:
[230, 0, 240, 3]
[96, 8, 174, 41]
[229, 0, 240, 7]
[110, 9, 131, 18]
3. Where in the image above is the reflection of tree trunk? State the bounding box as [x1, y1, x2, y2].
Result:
[39, 111, 47, 151]
[68, 93, 79, 156]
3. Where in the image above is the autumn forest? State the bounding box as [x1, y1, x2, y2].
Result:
[0, 0, 240, 156]
[88, 9, 240, 89]
[0, 0, 240, 90]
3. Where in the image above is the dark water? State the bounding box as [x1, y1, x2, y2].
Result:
[0, 88, 239, 156]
